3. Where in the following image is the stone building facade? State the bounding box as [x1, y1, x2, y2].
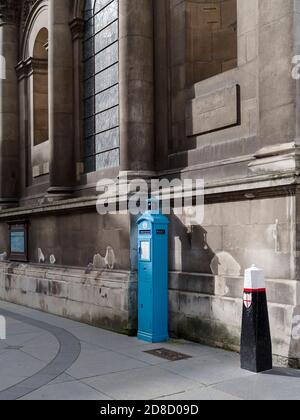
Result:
[0, 0, 300, 366]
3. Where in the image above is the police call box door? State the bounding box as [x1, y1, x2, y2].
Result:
[137, 212, 169, 343]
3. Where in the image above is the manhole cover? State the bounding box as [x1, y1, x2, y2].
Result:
[144, 348, 192, 361]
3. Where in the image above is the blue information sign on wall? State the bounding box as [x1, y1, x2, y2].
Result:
[9, 222, 28, 262]
[11, 231, 25, 253]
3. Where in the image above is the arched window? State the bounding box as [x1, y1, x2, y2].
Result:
[83, 0, 120, 173]
[32, 28, 49, 146]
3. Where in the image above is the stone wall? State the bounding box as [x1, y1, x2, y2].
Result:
[0, 192, 299, 366]
[186, 0, 237, 84]
[167, 0, 258, 166]
[0, 206, 137, 335]
[0, 263, 137, 335]
[0, 0, 300, 369]
[0, 211, 131, 269]
[168, 193, 300, 367]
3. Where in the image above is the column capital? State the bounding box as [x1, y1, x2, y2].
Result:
[70, 17, 84, 42]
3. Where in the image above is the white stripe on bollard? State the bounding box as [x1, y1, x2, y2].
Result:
[244, 264, 265, 292]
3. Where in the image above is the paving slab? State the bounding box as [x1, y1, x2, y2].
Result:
[49, 373, 76, 385]
[20, 380, 110, 401]
[157, 387, 242, 401]
[213, 369, 300, 400]
[0, 349, 46, 389]
[82, 365, 201, 400]
[67, 348, 148, 380]
[20, 332, 59, 363]
[1, 300, 300, 400]
[159, 353, 254, 386]
[70, 327, 153, 351]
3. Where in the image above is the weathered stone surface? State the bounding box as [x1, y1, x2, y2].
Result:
[186, 84, 239, 136]
[0, 0, 300, 368]
[0, 262, 137, 335]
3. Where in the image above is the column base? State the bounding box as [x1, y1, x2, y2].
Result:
[118, 170, 157, 181]
[46, 187, 74, 202]
[0, 199, 19, 211]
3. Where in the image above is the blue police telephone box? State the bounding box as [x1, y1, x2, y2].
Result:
[137, 200, 170, 343]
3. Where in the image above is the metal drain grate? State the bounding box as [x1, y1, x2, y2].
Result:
[144, 348, 192, 361]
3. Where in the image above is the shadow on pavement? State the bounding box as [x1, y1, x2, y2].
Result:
[262, 367, 300, 378]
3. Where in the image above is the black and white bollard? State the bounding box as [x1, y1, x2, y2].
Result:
[241, 265, 273, 373]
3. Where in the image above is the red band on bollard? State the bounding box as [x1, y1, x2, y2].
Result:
[244, 288, 266, 293]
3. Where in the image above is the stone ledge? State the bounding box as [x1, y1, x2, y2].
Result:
[169, 271, 297, 306]
[249, 142, 300, 176]
[0, 263, 135, 284]
[0, 169, 299, 221]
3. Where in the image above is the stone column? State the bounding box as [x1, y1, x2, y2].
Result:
[153, 0, 169, 171]
[258, 1, 295, 149]
[70, 17, 84, 183]
[119, 0, 155, 175]
[48, 0, 75, 197]
[16, 60, 31, 196]
[249, 2, 300, 177]
[0, 1, 20, 208]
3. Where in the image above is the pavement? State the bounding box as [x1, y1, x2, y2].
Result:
[0, 301, 300, 400]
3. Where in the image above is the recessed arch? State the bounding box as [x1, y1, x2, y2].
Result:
[32, 27, 49, 146]
[33, 27, 48, 60]
[20, 0, 48, 62]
